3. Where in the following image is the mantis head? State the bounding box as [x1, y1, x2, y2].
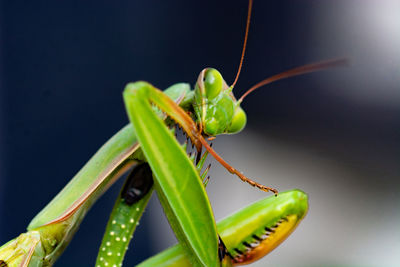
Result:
[191, 0, 346, 138]
[192, 56, 347, 137]
[194, 68, 247, 136]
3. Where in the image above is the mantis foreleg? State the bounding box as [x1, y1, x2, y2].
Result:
[123, 81, 219, 267]
[137, 190, 308, 267]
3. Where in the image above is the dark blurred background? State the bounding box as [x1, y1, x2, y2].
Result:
[1, 0, 399, 266]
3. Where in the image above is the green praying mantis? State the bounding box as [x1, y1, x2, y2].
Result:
[0, 0, 346, 266]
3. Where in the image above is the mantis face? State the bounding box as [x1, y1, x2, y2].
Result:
[194, 68, 247, 136]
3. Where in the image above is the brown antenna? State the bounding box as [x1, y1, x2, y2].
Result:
[238, 58, 349, 103]
[231, 0, 253, 89]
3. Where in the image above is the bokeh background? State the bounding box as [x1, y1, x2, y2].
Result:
[1, 0, 399, 266]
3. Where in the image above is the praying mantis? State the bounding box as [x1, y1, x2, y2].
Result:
[0, 0, 347, 266]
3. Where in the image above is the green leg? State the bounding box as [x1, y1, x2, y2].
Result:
[137, 190, 308, 267]
[123, 82, 219, 267]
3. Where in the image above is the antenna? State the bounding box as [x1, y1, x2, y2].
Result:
[231, 0, 253, 89]
[238, 58, 349, 103]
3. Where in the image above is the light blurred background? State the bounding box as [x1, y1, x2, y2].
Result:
[1, 0, 399, 266]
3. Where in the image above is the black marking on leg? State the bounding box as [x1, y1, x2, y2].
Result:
[252, 234, 262, 242]
[243, 241, 252, 248]
[234, 248, 243, 255]
[265, 227, 275, 233]
[121, 163, 153, 205]
[0, 260, 8, 267]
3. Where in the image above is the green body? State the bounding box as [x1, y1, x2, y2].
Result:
[0, 71, 308, 267]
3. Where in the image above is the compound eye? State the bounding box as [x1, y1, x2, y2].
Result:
[204, 68, 223, 100]
[227, 107, 247, 134]
[204, 117, 219, 136]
